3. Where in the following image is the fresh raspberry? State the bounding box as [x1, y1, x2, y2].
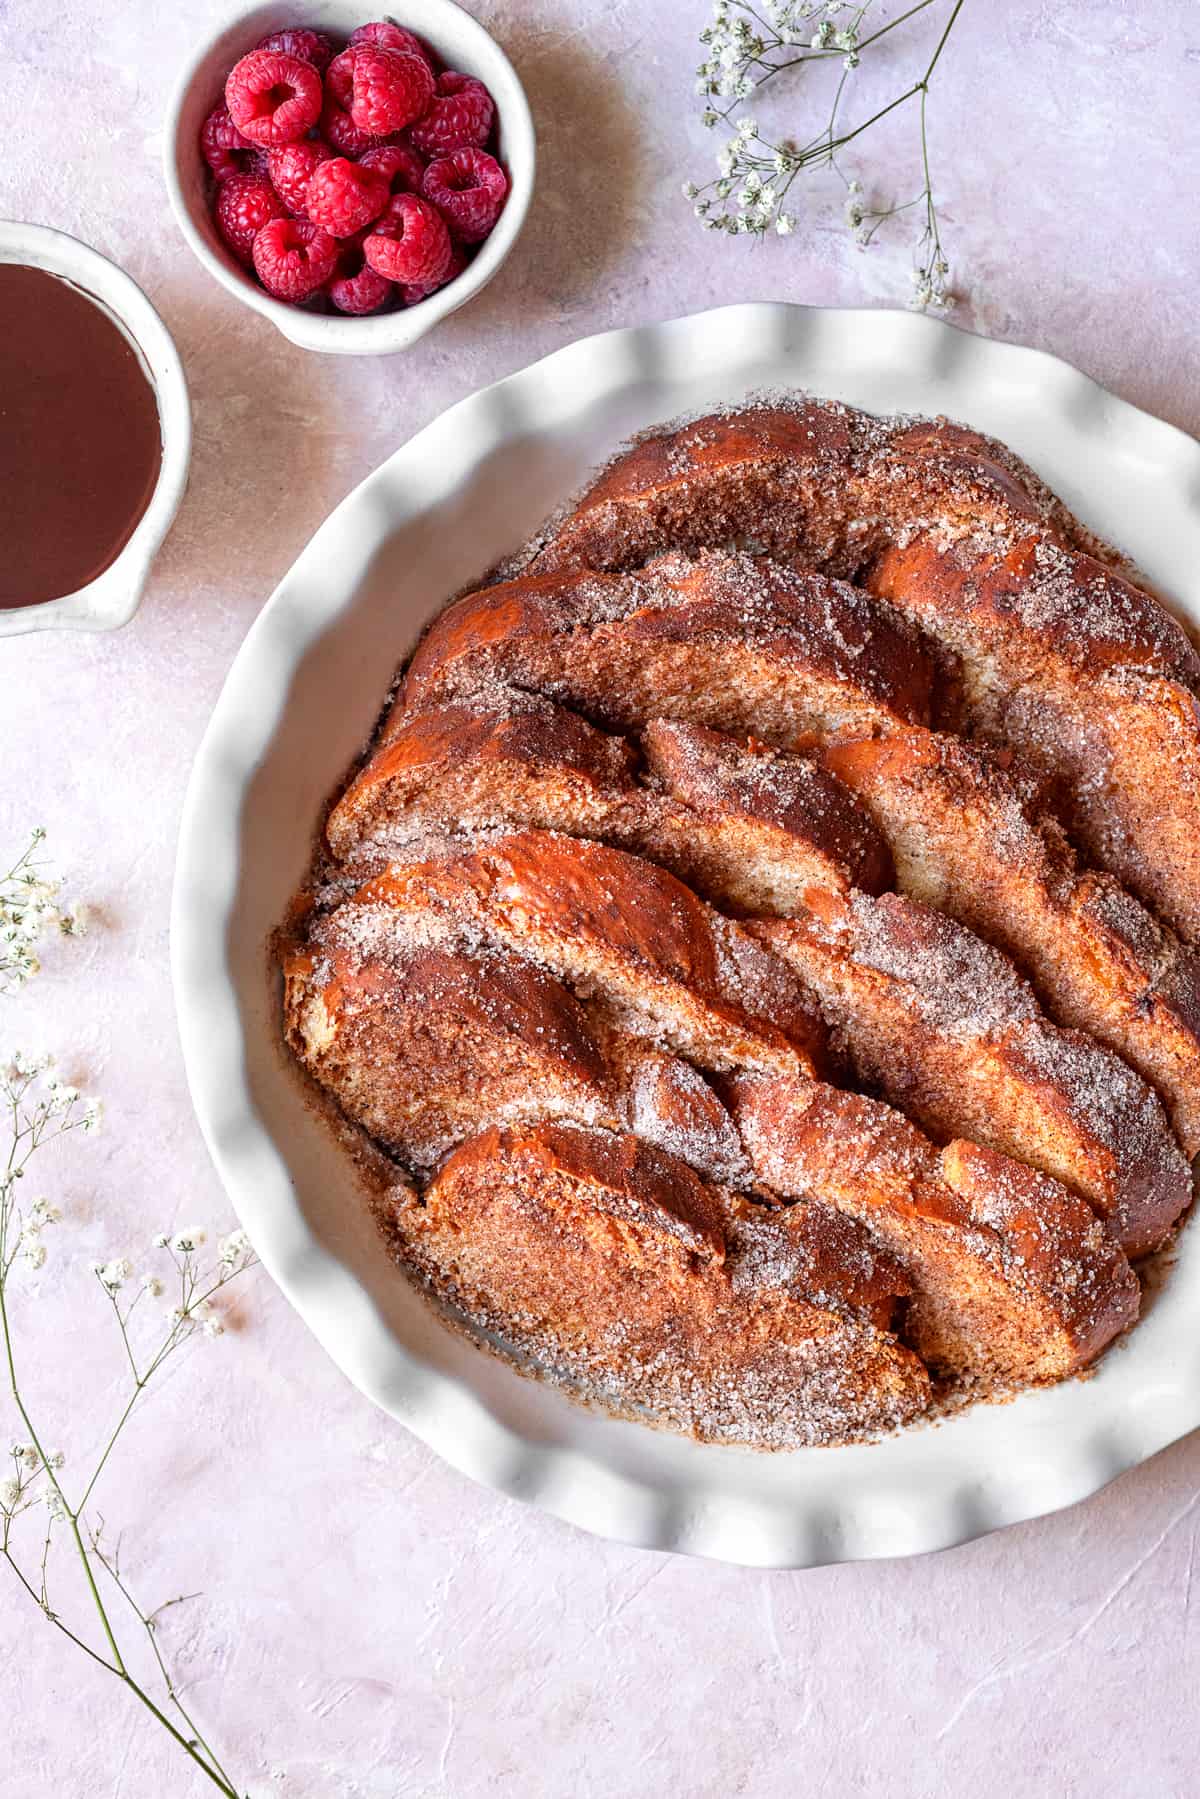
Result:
[423, 148, 508, 243]
[225, 49, 322, 147]
[255, 27, 335, 72]
[252, 215, 338, 299]
[267, 140, 334, 216]
[408, 73, 494, 157]
[358, 141, 426, 197]
[200, 103, 257, 180]
[330, 256, 393, 314]
[319, 94, 380, 159]
[331, 44, 434, 137]
[214, 171, 286, 265]
[402, 245, 467, 305]
[363, 193, 452, 285]
[305, 156, 389, 238]
[349, 21, 434, 70]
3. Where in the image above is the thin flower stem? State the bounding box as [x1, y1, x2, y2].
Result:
[690, 0, 965, 296]
[857, 0, 937, 52]
[0, 1270, 127, 1672]
[924, 0, 965, 81]
[2, 1275, 247, 1796]
[94, 1546, 239, 1793]
[1, 1543, 118, 1675]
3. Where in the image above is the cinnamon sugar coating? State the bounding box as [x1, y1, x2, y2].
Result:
[279, 394, 1199, 1448]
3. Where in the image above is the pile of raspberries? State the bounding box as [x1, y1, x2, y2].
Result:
[201, 21, 509, 315]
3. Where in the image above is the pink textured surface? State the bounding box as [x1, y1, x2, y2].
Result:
[3, 2, 1200, 1793]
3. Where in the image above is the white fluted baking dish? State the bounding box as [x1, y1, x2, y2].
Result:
[172, 304, 1200, 1567]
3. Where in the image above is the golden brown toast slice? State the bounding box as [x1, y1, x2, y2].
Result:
[383, 1121, 931, 1447]
[867, 536, 1200, 941]
[753, 890, 1190, 1257]
[402, 549, 934, 747]
[727, 1073, 1139, 1382]
[637, 717, 892, 902]
[821, 727, 1200, 1157]
[342, 829, 829, 1079]
[284, 910, 755, 1186]
[532, 404, 1074, 579]
[328, 697, 892, 908]
[283, 936, 617, 1169]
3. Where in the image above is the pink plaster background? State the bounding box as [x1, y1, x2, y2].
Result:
[3, 2, 1200, 1793]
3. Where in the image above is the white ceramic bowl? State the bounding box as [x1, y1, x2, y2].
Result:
[173, 304, 1200, 1568]
[164, 1, 535, 355]
[0, 222, 191, 638]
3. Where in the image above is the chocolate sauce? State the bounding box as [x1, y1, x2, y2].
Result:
[0, 264, 163, 609]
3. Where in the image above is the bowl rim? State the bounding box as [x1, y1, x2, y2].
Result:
[0, 220, 192, 636]
[172, 301, 1200, 1568]
[162, 0, 536, 355]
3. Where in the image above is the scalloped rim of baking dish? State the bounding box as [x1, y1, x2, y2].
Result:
[171, 304, 1200, 1569]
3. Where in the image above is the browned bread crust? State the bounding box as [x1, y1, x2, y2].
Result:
[283, 937, 617, 1170]
[638, 717, 893, 900]
[346, 829, 829, 1078]
[384, 1121, 933, 1446]
[752, 890, 1190, 1257]
[531, 401, 1200, 943]
[868, 537, 1200, 941]
[821, 727, 1200, 1156]
[286, 889, 1141, 1388]
[726, 1074, 1139, 1381]
[325, 698, 1190, 1253]
[402, 549, 935, 746]
[531, 404, 1073, 579]
[328, 697, 891, 908]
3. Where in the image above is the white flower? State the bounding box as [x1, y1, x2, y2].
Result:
[59, 904, 89, 938]
[0, 1478, 21, 1510]
[44, 1489, 67, 1523]
[171, 1225, 206, 1254]
[219, 1229, 251, 1265]
[681, 180, 699, 199]
[202, 1317, 225, 1339]
[16, 1446, 39, 1473]
[153, 1232, 170, 1249]
[97, 1258, 132, 1292]
[24, 1242, 47, 1271]
[775, 212, 797, 235]
[47, 1451, 65, 1471]
[141, 1274, 165, 1298]
[735, 115, 758, 139]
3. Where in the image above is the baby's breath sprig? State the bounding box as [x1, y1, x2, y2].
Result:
[0, 828, 89, 994]
[687, 0, 964, 307]
[0, 835, 261, 1797]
